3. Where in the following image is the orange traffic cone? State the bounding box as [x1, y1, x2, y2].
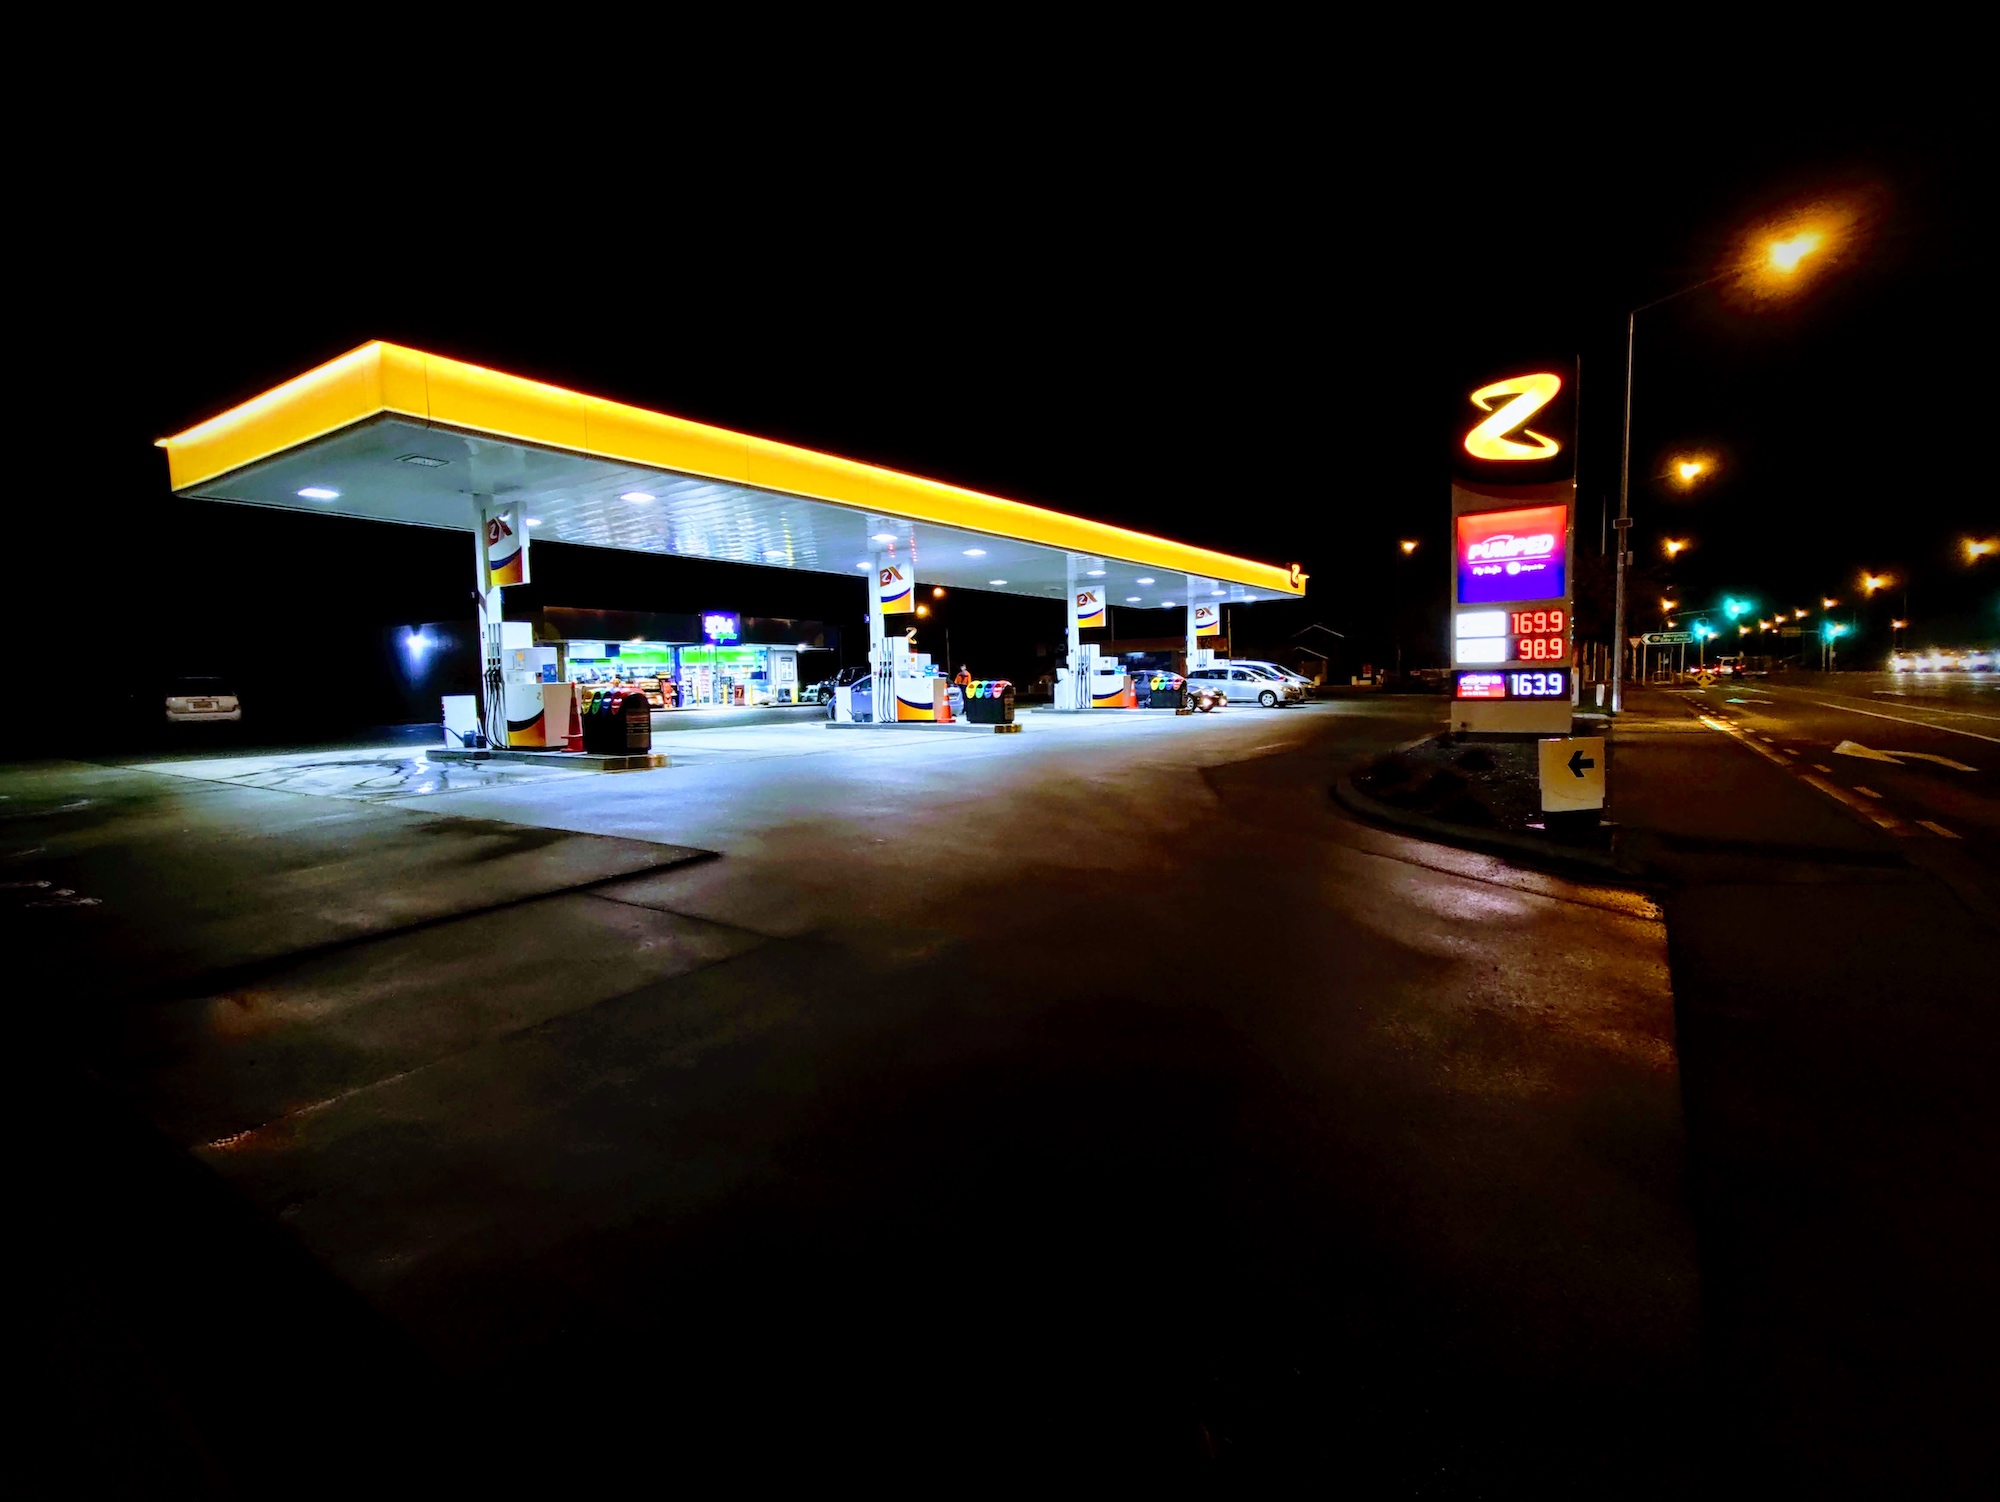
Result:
[565, 687, 586, 752]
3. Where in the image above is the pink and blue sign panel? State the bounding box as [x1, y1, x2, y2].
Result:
[1454, 504, 1567, 604]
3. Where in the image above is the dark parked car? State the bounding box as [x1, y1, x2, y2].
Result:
[807, 665, 868, 706]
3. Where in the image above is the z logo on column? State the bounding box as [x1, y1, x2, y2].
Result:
[1464, 373, 1563, 461]
[879, 564, 914, 614]
[1075, 589, 1106, 628]
[482, 503, 528, 586]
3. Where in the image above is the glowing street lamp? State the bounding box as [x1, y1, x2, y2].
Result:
[1967, 537, 1997, 562]
[1660, 598, 1678, 614]
[1822, 597, 1839, 609]
[1766, 230, 1823, 275]
[1664, 538, 1690, 559]
[1610, 200, 1859, 711]
[1860, 572, 1892, 595]
[1400, 540, 1419, 554]
[1794, 609, 1808, 619]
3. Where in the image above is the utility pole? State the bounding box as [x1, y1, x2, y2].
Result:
[1612, 311, 1636, 712]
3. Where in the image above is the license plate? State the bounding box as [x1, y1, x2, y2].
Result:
[190, 700, 213, 710]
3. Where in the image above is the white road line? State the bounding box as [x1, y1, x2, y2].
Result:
[1917, 820, 1961, 839]
[1811, 701, 2000, 744]
[1871, 701, 2000, 723]
[1782, 748, 1800, 755]
[1813, 764, 1833, 773]
[1853, 786, 1883, 798]
[1700, 714, 1909, 834]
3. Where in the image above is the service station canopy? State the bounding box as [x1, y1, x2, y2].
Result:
[160, 342, 1306, 609]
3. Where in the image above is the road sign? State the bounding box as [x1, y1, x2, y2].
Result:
[1643, 631, 1692, 644]
[1538, 735, 1605, 812]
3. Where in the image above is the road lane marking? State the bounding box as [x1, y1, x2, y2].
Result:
[1782, 748, 1800, 755]
[1796, 772, 1909, 832]
[1813, 764, 1833, 773]
[1854, 786, 1883, 798]
[1900, 751, 1980, 771]
[1834, 739, 1903, 764]
[1868, 700, 2000, 723]
[1917, 820, 1961, 839]
[1828, 740, 1975, 770]
[1699, 715, 1909, 834]
[1811, 702, 2000, 744]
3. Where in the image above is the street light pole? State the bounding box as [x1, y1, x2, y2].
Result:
[1612, 274, 1728, 713]
[1612, 311, 1636, 710]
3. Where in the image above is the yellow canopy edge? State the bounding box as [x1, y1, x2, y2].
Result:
[160, 342, 1306, 596]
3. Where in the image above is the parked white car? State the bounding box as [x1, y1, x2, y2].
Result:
[1229, 660, 1315, 694]
[164, 676, 241, 723]
[1186, 665, 1299, 707]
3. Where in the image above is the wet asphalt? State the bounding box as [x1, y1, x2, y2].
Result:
[15, 692, 1983, 1490]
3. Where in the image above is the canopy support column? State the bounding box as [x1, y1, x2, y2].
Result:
[869, 551, 892, 724]
[1060, 557, 1086, 709]
[473, 493, 506, 746]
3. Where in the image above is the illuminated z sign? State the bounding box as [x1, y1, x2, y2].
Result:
[1464, 373, 1563, 461]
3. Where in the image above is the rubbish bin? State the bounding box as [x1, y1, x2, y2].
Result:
[617, 689, 652, 752]
[963, 680, 1015, 724]
[582, 688, 653, 753]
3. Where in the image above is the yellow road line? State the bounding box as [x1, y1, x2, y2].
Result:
[1917, 820, 1961, 839]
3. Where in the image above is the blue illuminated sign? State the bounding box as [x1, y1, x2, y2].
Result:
[702, 611, 741, 643]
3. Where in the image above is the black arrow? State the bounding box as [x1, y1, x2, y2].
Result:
[1567, 748, 1595, 778]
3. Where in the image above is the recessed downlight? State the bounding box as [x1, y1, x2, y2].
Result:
[1136, 577, 1154, 585]
[763, 549, 787, 560]
[871, 532, 898, 544]
[620, 491, 655, 503]
[855, 561, 871, 570]
[963, 548, 987, 556]
[1161, 601, 1177, 607]
[1211, 589, 1226, 596]
[526, 518, 543, 527]
[1086, 569, 1106, 577]
[987, 579, 1008, 586]
[1126, 596, 1141, 602]
[297, 486, 339, 500]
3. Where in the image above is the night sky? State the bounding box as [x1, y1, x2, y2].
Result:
[33, 95, 1987, 716]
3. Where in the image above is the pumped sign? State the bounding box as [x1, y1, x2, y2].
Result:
[1456, 504, 1567, 604]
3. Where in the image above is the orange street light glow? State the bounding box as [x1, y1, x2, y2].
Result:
[1400, 540, 1419, 554]
[1661, 598, 1678, 612]
[1767, 230, 1823, 273]
[1731, 195, 1869, 305]
[1794, 609, 1808, 619]
[1860, 572, 1892, 594]
[932, 586, 946, 597]
[1892, 619, 1908, 630]
[1677, 460, 1704, 481]
[1823, 597, 1839, 609]
[1967, 537, 1997, 561]
[915, 604, 930, 617]
[1664, 538, 1689, 557]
